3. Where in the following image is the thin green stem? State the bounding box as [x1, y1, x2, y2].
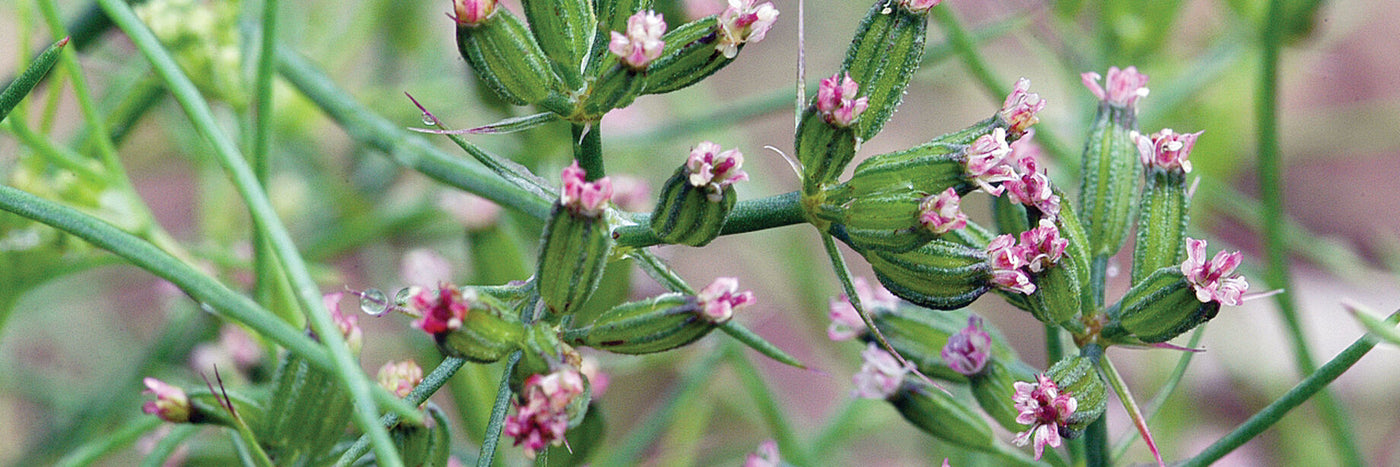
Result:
[477, 351, 522, 467]
[1182, 310, 1400, 467]
[1098, 356, 1163, 467]
[1111, 326, 1206, 461]
[572, 122, 605, 180]
[250, 0, 297, 325]
[0, 37, 66, 122]
[93, 2, 413, 464]
[1254, 0, 1362, 463]
[34, 1, 126, 182]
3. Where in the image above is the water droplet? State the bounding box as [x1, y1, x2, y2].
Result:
[359, 288, 390, 316]
[394, 287, 415, 307]
[421, 113, 438, 126]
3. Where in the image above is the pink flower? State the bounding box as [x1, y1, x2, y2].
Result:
[696, 277, 755, 323]
[504, 369, 586, 459]
[686, 141, 750, 200]
[1020, 219, 1068, 273]
[744, 440, 781, 467]
[560, 161, 614, 216]
[1012, 374, 1078, 460]
[1181, 238, 1249, 306]
[142, 378, 191, 423]
[1007, 129, 1044, 174]
[940, 316, 991, 375]
[852, 343, 912, 399]
[450, 0, 496, 26]
[717, 0, 779, 59]
[325, 292, 363, 353]
[987, 234, 1035, 295]
[919, 187, 968, 235]
[410, 284, 474, 335]
[965, 128, 1017, 196]
[1000, 78, 1045, 137]
[827, 277, 899, 341]
[377, 360, 425, 399]
[1004, 170, 1061, 221]
[899, 0, 943, 13]
[1135, 128, 1201, 173]
[609, 11, 667, 69]
[817, 72, 869, 128]
[1082, 66, 1150, 109]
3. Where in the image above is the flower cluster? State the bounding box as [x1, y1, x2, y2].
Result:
[609, 10, 667, 69]
[940, 316, 992, 375]
[560, 161, 614, 216]
[1012, 374, 1078, 460]
[696, 277, 755, 323]
[852, 343, 912, 399]
[986, 219, 1067, 294]
[1182, 237, 1249, 306]
[999, 78, 1046, 138]
[503, 368, 586, 459]
[409, 284, 474, 335]
[827, 277, 899, 341]
[1082, 66, 1150, 109]
[686, 141, 750, 200]
[450, 0, 496, 26]
[1136, 128, 1202, 173]
[717, 0, 779, 59]
[918, 187, 968, 235]
[377, 360, 425, 399]
[816, 72, 869, 127]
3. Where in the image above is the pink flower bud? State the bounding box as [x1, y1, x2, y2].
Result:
[918, 187, 968, 234]
[717, 0, 779, 59]
[1181, 238, 1249, 306]
[696, 277, 755, 323]
[1004, 171, 1061, 221]
[1012, 374, 1078, 460]
[852, 343, 912, 399]
[744, 440, 781, 467]
[142, 378, 191, 423]
[560, 161, 614, 216]
[686, 141, 750, 200]
[1135, 128, 1201, 173]
[377, 360, 424, 399]
[410, 284, 475, 335]
[451, 0, 496, 26]
[987, 234, 1035, 295]
[999, 78, 1045, 137]
[817, 72, 869, 127]
[1081, 66, 1150, 109]
[940, 316, 991, 375]
[1020, 219, 1068, 273]
[609, 11, 667, 69]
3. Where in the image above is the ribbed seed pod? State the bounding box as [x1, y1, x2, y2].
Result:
[841, 0, 929, 140]
[865, 239, 992, 310]
[889, 381, 998, 452]
[523, 0, 594, 88]
[1047, 355, 1107, 436]
[1109, 266, 1220, 343]
[1132, 168, 1189, 284]
[794, 109, 859, 194]
[643, 16, 731, 95]
[456, 8, 562, 107]
[649, 165, 735, 246]
[970, 359, 1039, 432]
[1024, 253, 1084, 326]
[259, 350, 355, 464]
[537, 204, 613, 317]
[566, 294, 717, 354]
[1050, 189, 1096, 312]
[834, 141, 969, 203]
[1078, 102, 1142, 259]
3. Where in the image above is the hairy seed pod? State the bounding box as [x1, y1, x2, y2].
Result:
[566, 294, 718, 354]
[1047, 354, 1107, 437]
[650, 164, 736, 246]
[456, 8, 563, 107]
[1078, 101, 1142, 260]
[890, 380, 998, 452]
[1132, 167, 1189, 284]
[537, 203, 613, 317]
[970, 359, 1039, 432]
[840, 0, 929, 140]
[642, 16, 731, 95]
[1108, 266, 1220, 343]
[865, 239, 992, 310]
[522, 0, 594, 89]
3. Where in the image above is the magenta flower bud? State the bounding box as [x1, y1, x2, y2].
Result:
[1019, 219, 1068, 273]
[686, 141, 750, 200]
[827, 277, 898, 341]
[999, 78, 1046, 138]
[899, 0, 943, 12]
[696, 277, 755, 323]
[142, 377, 191, 423]
[717, 0, 779, 59]
[560, 161, 614, 216]
[852, 343, 912, 399]
[609, 10, 667, 69]
[964, 128, 1016, 195]
[377, 360, 425, 399]
[987, 234, 1035, 295]
[1081, 66, 1150, 109]
[450, 0, 497, 26]
[1012, 374, 1078, 460]
[817, 72, 869, 127]
[918, 187, 968, 235]
[940, 316, 991, 376]
[409, 284, 474, 335]
[1135, 128, 1202, 173]
[504, 368, 586, 459]
[1182, 238, 1249, 306]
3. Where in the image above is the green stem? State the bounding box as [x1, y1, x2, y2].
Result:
[725, 346, 812, 467]
[613, 191, 806, 248]
[1111, 326, 1206, 461]
[1098, 356, 1163, 466]
[1182, 310, 1400, 467]
[1254, 0, 1362, 463]
[0, 37, 66, 122]
[478, 351, 522, 467]
[93, 2, 413, 465]
[572, 122, 605, 180]
[34, 1, 127, 184]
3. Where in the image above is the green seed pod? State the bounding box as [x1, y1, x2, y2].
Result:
[970, 359, 1039, 432]
[390, 404, 454, 467]
[642, 16, 730, 95]
[537, 203, 613, 317]
[259, 349, 355, 464]
[511, 326, 574, 390]
[1078, 101, 1143, 260]
[889, 381, 998, 453]
[840, 0, 929, 140]
[1050, 189, 1096, 314]
[457, 8, 564, 107]
[1046, 355, 1107, 437]
[523, 0, 594, 89]
[794, 109, 860, 194]
[649, 164, 736, 246]
[1132, 166, 1189, 285]
[1024, 256, 1083, 326]
[869, 307, 1020, 382]
[1109, 266, 1220, 343]
[566, 293, 717, 354]
[865, 239, 992, 310]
